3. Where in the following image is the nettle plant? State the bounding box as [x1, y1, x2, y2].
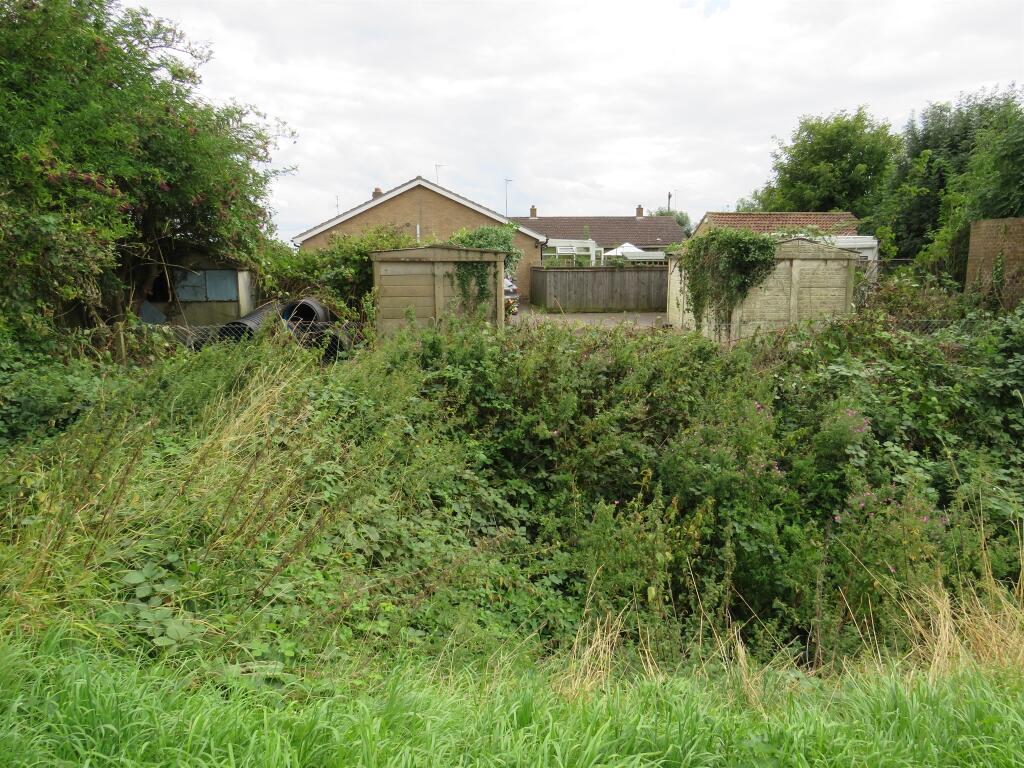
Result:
[676, 228, 777, 329]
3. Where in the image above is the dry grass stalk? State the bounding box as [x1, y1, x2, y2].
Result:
[901, 583, 1024, 679]
[551, 609, 626, 700]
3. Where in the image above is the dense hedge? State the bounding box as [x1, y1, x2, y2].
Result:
[1, 308, 1021, 667]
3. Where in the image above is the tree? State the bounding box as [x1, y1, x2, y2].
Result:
[920, 98, 1024, 280]
[874, 88, 1022, 261]
[652, 207, 693, 237]
[0, 0, 287, 326]
[742, 108, 899, 220]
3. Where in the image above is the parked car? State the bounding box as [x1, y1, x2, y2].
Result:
[503, 278, 520, 315]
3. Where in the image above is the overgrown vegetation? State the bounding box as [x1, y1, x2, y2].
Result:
[448, 222, 524, 276]
[739, 88, 1024, 284]
[0, 0, 287, 326]
[675, 227, 778, 328]
[260, 225, 416, 306]
[3, 304, 1021, 667]
[1, 302, 1022, 763]
[3, 3, 1022, 762]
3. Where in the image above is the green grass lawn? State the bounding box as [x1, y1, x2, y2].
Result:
[1, 636, 1022, 767]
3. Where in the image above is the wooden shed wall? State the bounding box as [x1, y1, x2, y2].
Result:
[373, 248, 504, 336]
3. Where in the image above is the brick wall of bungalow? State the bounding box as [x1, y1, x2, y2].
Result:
[298, 186, 543, 299]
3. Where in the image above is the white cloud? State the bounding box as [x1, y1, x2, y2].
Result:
[129, 0, 1024, 238]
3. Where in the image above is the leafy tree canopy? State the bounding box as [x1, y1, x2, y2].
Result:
[0, 0, 288, 326]
[652, 207, 693, 237]
[920, 98, 1024, 279]
[740, 107, 899, 220]
[875, 88, 1022, 262]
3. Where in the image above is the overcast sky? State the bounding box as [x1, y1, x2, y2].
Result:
[131, 0, 1023, 241]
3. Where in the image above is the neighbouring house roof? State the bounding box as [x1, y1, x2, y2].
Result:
[292, 176, 547, 244]
[695, 211, 860, 235]
[509, 215, 687, 249]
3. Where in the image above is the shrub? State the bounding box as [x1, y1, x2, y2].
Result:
[1, 310, 1021, 668]
[447, 223, 524, 276]
[261, 225, 416, 306]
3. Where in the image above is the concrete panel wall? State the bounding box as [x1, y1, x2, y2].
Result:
[668, 238, 857, 342]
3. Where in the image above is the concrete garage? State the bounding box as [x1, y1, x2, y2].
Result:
[668, 237, 858, 343]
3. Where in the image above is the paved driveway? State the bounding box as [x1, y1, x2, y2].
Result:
[512, 304, 668, 328]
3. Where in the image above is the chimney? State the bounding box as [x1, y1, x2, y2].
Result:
[529, 204, 537, 217]
[636, 204, 644, 217]
[371, 187, 383, 199]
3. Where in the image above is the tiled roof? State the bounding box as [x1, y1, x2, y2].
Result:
[695, 211, 859, 235]
[509, 216, 687, 249]
[293, 176, 546, 244]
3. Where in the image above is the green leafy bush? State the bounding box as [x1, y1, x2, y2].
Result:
[260, 225, 416, 306]
[0, 310, 1021, 668]
[447, 223, 524, 276]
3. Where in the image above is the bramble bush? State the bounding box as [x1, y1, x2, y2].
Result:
[0, 307, 1021, 669]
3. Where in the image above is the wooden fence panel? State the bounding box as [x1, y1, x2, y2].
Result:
[529, 266, 667, 312]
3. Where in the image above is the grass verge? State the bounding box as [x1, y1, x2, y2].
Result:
[1, 631, 1022, 767]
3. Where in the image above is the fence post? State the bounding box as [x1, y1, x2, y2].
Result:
[788, 258, 801, 324]
[495, 257, 505, 330]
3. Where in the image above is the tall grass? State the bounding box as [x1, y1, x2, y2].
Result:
[0, 628, 1021, 768]
[1, 320, 1023, 765]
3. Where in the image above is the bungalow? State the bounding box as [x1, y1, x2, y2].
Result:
[693, 211, 879, 266]
[512, 205, 687, 265]
[292, 177, 547, 299]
